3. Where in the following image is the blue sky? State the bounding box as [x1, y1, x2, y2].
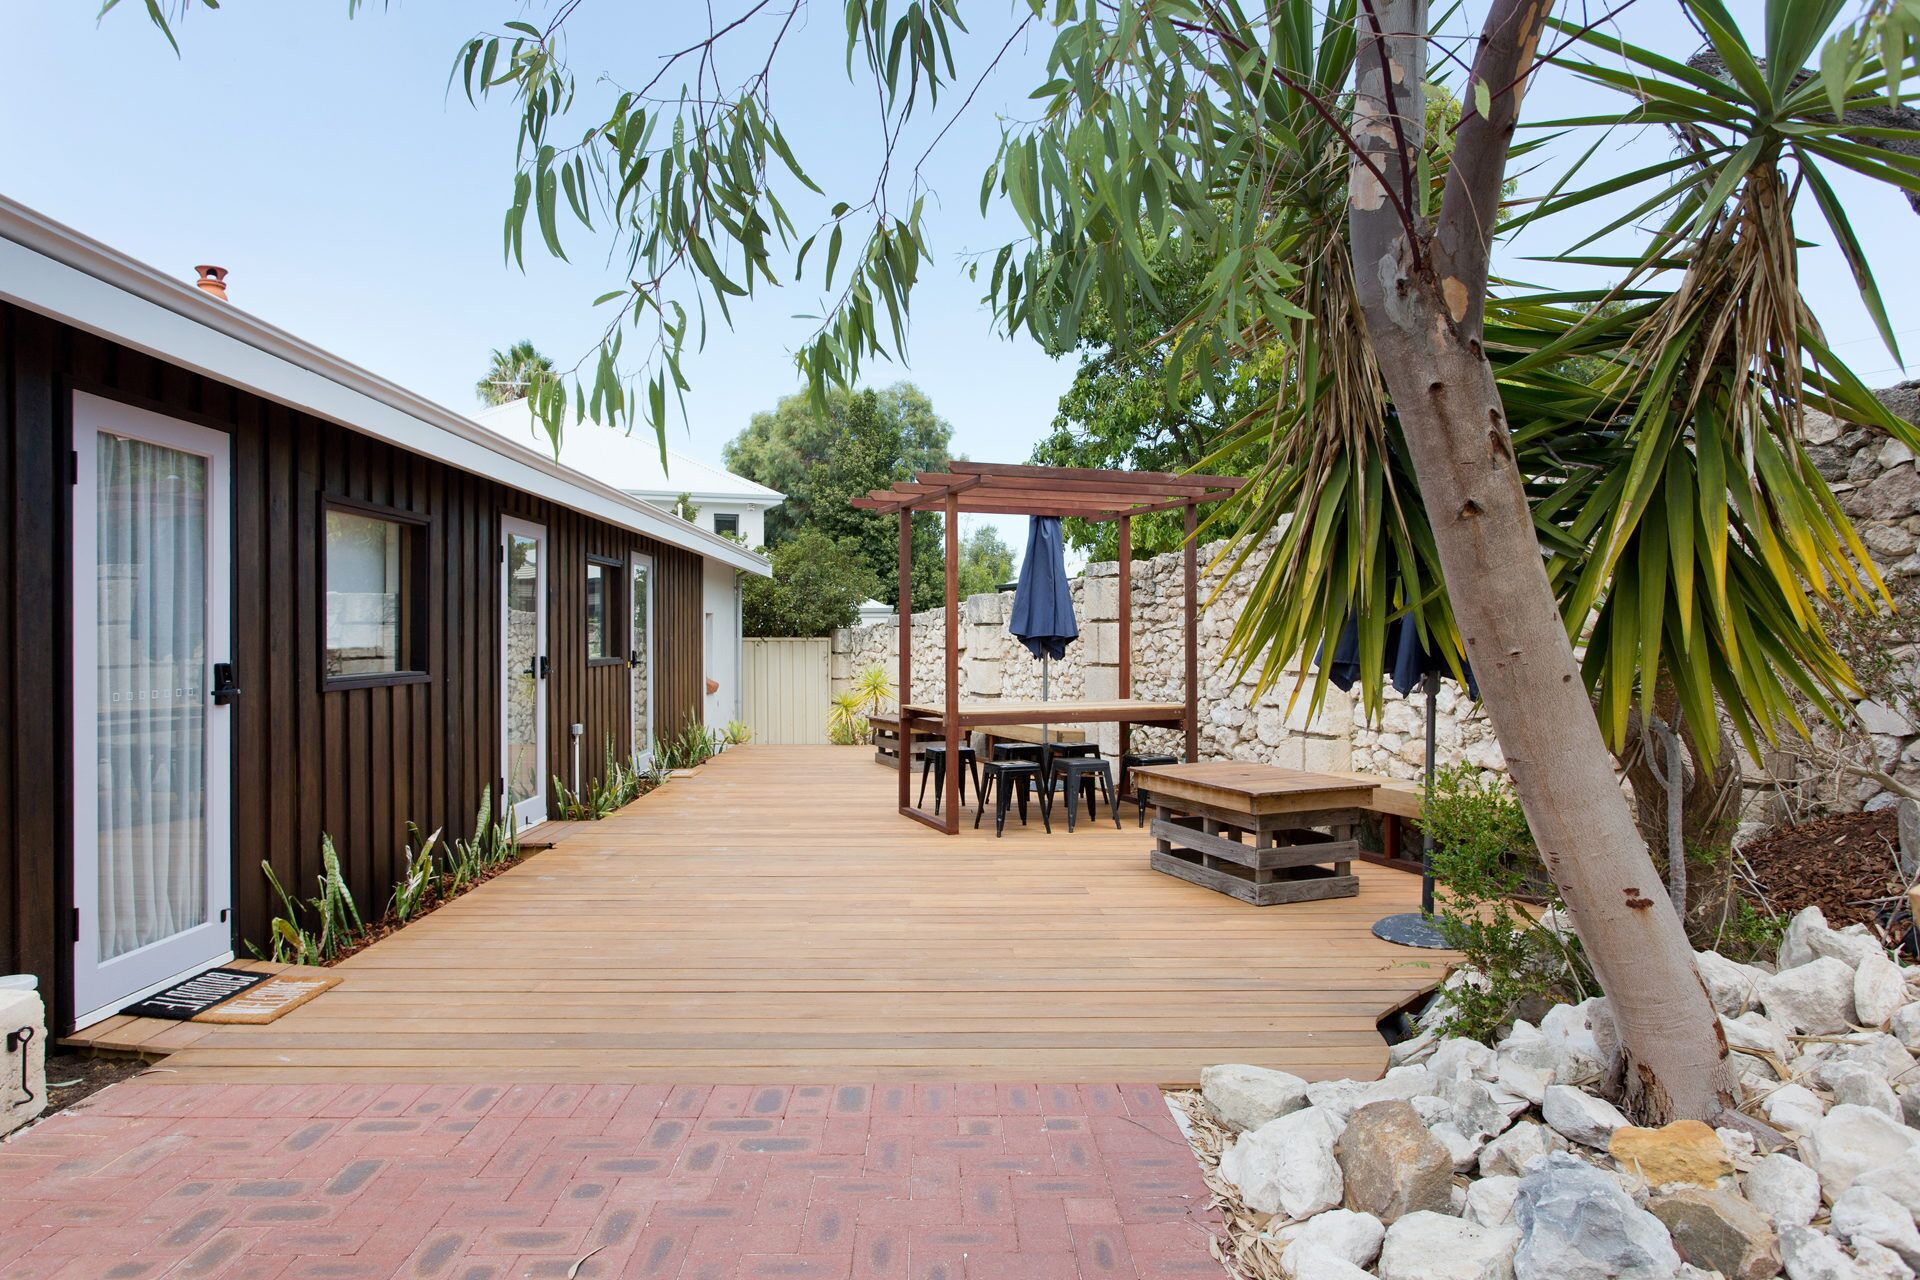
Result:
[6, 2, 1917, 563]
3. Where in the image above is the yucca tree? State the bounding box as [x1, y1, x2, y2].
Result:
[120, 0, 1920, 1121]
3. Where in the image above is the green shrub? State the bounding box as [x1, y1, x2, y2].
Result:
[262, 833, 365, 965]
[554, 741, 651, 819]
[1424, 765, 1594, 1042]
[391, 824, 443, 922]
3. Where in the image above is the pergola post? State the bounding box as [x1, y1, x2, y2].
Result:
[943, 494, 961, 834]
[898, 510, 912, 814]
[1183, 502, 1198, 763]
[1117, 514, 1132, 764]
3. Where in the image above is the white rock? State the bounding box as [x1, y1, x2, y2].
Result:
[1432, 1037, 1499, 1085]
[1851, 1238, 1915, 1280]
[1891, 1005, 1920, 1055]
[1496, 1057, 1554, 1107]
[1284, 1239, 1376, 1280]
[1392, 1030, 1441, 1068]
[1511, 1152, 1681, 1280]
[1541, 1000, 1616, 1086]
[1276, 1208, 1386, 1269]
[1762, 957, 1861, 1035]
[1747, 1153, 1824, 1228]
[1435, 1122, 1491, 1173]
[1308, 1079, 1367, 1121]
[1413, 1092, 1456, 1124]
[1802, 1105, 1920, 1201]
[1468, 1176, 1523, 1228]
[1441, 1074, 1525, 1144]
[1378, 1210, 1521, 1280]
[1811, 925, 1889, 971]
[1542, 1084, 1631, 1149]
[1826, 1064, 1904, 1121]
[1858, 955, 1909, 1028]
[1833, 1185, 1920, 1268]
[1219, 1106, 1347, 1220]
[1202, 1063, 1312, 1131]
[1826, 1034, 1916, 1081]
[1781, 907, 1833, 971]
[1717, 1126, 1759, 1162]
[1698, 950, 1769, 1016]
[1481, 1121, 1555, 1179]
[1858, 1163, 1920, 1219]
[1763, 1083, 1829, 1135]
[1781, 1224, 1870, 1280]
[1723, 1011, 1792, 1061]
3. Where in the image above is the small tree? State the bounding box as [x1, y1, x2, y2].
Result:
[742, 528, 880, 637]
[956, 525, 1014, 597]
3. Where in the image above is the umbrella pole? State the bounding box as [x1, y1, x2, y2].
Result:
[1372, 669, 1449, 950]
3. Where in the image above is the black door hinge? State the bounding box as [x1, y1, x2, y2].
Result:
[70, 450, 79, 486]
[72, 906, 80, 939]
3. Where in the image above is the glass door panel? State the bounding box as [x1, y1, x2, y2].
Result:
[71, 394, 233, 1024]
[630, 554, 654, 768]
[501, 518, 548, 831]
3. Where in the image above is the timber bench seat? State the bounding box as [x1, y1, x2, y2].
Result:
[1133, 762, 1375, 906]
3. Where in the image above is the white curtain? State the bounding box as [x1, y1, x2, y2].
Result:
[96, 434, 208, 961]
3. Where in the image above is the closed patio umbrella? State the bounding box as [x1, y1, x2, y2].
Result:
[1009, 516, 1079, 750]
[1326, 614, 1475, 950]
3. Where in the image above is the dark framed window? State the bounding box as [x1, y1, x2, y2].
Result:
[713, 512, 740, 538]
[586, 554, 623, 665]
[321, 496, 430, 689]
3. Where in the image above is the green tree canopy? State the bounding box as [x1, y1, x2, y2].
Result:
[725, 383, 952, 610]
[956, 524, 1015, 597]
[475, 339, 554, 407]
[741, 528, 879, 637]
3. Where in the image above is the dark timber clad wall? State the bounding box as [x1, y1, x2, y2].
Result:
[0, 301, 708, 1023]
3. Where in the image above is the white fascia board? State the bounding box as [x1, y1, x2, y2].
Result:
[0, 202, 770, 577]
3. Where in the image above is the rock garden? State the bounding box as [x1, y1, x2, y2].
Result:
[1174, 904, 1920, 1280]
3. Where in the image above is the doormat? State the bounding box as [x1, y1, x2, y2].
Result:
[121, 967, 271, 1020]
[193, 972, 341, 1024]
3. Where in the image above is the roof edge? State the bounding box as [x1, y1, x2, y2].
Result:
[0, 195, 770, 576]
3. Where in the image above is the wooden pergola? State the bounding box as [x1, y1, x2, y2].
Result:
[851, 462, 1245, 833]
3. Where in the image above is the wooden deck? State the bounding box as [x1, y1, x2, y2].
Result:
[84, 745, 1451, 1085]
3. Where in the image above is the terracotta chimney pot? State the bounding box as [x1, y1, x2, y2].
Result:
[193, 265, 229, 302]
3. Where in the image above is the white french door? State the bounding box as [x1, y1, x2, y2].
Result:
[630, 552, 655, 769]
[500, 517, 549, 832]
[71, 393, 234, 1026]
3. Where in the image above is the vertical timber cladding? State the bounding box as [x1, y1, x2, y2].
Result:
[0, 300, 707, 995]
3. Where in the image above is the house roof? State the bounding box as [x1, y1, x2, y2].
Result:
[475, 400, 783, 507]
[0, 195, 770, 577]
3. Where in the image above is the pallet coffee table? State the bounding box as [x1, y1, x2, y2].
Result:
[1130, 762, 1375, 905]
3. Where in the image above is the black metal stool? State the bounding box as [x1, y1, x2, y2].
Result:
[1040, 740, 1098, 784]
[1120, 752, 1180, 825]
[991, 742, 1043, 766]
[917, 743, 980, 814]
[975, 760, 1050, 837]
[1047, 755, 1121, 832]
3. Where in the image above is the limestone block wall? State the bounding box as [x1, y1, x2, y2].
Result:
[832, 533, 1499, 780]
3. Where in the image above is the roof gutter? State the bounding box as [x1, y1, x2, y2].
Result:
[0, 195, 769, 577]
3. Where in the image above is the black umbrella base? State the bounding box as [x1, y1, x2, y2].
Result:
[1372, 912, 1450, 949]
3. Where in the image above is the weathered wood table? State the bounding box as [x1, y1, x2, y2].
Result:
[1130, 762, 1376, 906]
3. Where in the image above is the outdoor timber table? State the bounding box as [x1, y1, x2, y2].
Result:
[1130, 762, 1374, 906]
[868, 712, 1086, 770]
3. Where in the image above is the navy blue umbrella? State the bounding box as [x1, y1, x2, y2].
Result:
[1009, 516, 1079, 750]
[1009, 516, 1079, 661]
[1324, 614, 1474, 949]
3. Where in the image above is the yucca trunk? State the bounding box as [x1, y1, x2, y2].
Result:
[1351, 0, 1735, 1121]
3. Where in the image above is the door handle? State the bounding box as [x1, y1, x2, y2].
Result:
[211, 662, 240, 705]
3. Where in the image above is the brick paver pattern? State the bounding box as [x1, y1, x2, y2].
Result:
[0, 1080, 1225, 1279]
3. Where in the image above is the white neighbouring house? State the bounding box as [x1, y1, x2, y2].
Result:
[476, 399, 784, 727]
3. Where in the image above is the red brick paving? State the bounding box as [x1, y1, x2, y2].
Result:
[0, 1082, 1224, 1279]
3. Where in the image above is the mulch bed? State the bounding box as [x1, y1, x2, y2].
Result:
[1740, 808, 1905, 930]
[36, 1051, 150, 1122]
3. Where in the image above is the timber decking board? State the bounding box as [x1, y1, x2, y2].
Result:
[135, 745, 1449, 1085]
